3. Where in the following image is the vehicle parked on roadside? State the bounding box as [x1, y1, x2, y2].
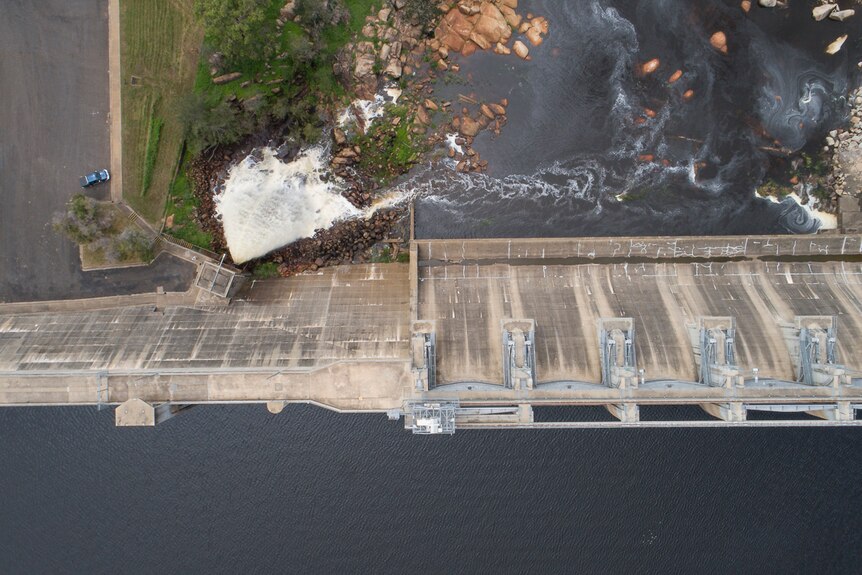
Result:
[79, 169, 110, 188]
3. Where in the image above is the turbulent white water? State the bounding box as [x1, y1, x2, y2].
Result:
[755, 190, 837, 230]
[216, 147, 360, 264]
[337, 86, 402, 133]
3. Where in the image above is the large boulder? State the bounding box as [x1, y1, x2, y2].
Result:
[512, 40, 529, 59]
[354, 53, 375, 78]
[280, 0, 296, 20]
[500, 5, 522, 28]
[385, 58, 402, 78]
[460, 116, 482, 137]
[472, 3, 511, 46]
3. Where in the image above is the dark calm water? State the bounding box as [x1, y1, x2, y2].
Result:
[0, 405, 860, 573]
[412, 0, 862, 238]
[3, 1, 862, 573]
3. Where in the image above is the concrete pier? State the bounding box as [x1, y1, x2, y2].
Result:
[1, 235, 861, 432]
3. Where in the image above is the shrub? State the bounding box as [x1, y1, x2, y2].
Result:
[52, 194, 115, 244]
[179, 93, 253, 151]
[401, 0, 442, 33]
[107, 229, 154, 262]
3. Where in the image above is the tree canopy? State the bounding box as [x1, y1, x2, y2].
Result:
[195, 0, 273, 64]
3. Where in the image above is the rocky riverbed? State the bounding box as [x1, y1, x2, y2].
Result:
[190, 0, 862, 272]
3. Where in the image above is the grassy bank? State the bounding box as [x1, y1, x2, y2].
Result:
[190, 0, 383, 149]
[165, 150, 213, 249]
[120, 0, 203, 223]
[122, 0, 388, 250]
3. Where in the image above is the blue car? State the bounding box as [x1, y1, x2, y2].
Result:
[79, 169, 110, 188]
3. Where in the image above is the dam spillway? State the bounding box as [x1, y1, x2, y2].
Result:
[1, 235, 862, 431]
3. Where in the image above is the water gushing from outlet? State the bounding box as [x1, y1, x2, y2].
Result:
[215, 147, 360, 264]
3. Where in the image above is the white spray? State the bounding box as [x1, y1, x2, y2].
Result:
[215, 147, 360, 264]
[216, 147, 410, 264]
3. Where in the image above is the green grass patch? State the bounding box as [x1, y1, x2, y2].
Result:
[370, 246, 409, 263]
[121, 0, 203, 223]
[141, 112, 164, 194]
[352, 104, 425, 184]
[192, 0, 383, 128]
[758, 179, 793, 199]
[371, 246, 392, 263]
[252, 262, 280, 279]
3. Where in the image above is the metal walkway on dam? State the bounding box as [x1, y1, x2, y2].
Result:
[1, 235, 862, 432]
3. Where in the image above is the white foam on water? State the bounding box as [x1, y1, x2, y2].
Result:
[338, 95, 386, 132]
[216, 147, 360, 264]
[755, 189, 837, 230]
[337, 85, 402, 133]
[384, 85, 402, 104]
[445, 133, 463, 155]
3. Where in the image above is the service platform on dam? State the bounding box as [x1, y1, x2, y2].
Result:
[1, 235, 862, 431]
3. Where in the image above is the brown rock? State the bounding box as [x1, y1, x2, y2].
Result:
[480, 103, 495, 119]
[424, 98, 438, 110]
[668, 69, 683, 83]
[494, 42, 511, 55]
[526, 26, 543, 46]
[469, 31, 491, 50]
[640, 58, 660, 75]
[354, 53, 375, 78]
[461, 41, 479, 57]
[385, 58, 402, 78]
[530, 16, 549, 34]
[500, 5, 522, 28]
[460, 115, 482, 136]
[416, 105, 431, 125]
[474, 3, 511, 44]
[489, 103, 506, 115]
[513, 40, 529, 59]
[710, 31, 728, 54]
[445, 8, 476, 39]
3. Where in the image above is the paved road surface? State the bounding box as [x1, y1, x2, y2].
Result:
[0, 0, 192, 303]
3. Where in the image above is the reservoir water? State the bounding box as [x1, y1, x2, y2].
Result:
[1, 405, 860, 573]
